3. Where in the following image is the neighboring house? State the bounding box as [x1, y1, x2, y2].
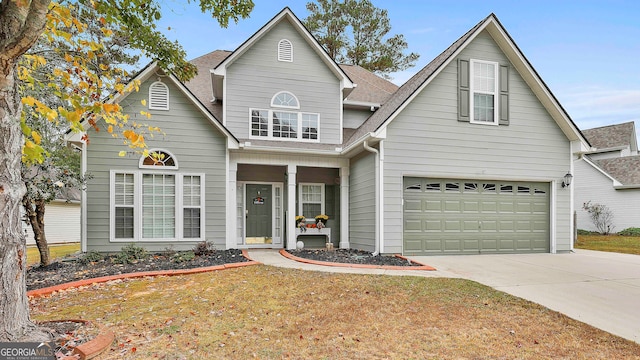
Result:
[574, 121, 640, 232]
[69, 8, 589, 255]
[23, 188, 81, 245]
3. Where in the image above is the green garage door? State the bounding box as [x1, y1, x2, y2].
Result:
[403, 178, 550, 255]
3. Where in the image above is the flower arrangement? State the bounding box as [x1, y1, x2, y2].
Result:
[295, 215, 305, 224]
[296, 215, 307, 232]
[315, 214, 329, 222]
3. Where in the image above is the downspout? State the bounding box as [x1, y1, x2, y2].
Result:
[363, 140, 380, 256]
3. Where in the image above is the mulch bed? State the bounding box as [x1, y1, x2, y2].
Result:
[286, 249, 422, 267]
[26, 249, 248, 291]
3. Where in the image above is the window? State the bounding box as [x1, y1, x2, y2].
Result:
[249, 109, 320, 142]
[149, 81, 169, 110]
[299, 184, 324, 221]
[140, 149, 178, 168]
[271, 91, 299, 108]
[114, 173, 135, 239]
[458, 59, 509, 125]
[278, 39, 293, 62]
[470, 60, 498, 124]
[111, 171, 204, 241]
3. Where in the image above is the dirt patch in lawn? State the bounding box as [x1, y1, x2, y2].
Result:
[30, 265, 640, 359]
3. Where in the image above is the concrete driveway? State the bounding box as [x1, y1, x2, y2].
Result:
[409, 249, 640, 344]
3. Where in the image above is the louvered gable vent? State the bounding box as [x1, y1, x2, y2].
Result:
[278, 39, 293, 62]
[149, 81, 169, 110]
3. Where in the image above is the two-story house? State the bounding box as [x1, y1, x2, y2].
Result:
[72, 8, 589, 255]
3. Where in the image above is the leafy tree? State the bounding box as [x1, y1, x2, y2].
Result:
[582, 201, 615, 235]
[20, 2, 137, 267]
[0, 0, 253, 342]
[304, 0, 419, 78]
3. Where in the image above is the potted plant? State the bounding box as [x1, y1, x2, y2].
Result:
[296, 215, 306, 232]
[315, 214, 329, 228]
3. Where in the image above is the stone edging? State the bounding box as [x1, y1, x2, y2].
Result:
[279, 249, 436, 270]
[27, 250, 260, 298]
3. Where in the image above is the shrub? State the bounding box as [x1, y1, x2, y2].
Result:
[193, 241, 216, 256]
[618, 227, 640, 237]
[113, 244, 147, 264]
[172, 251, 195, 263]
[582, 201, 615, 235]
[80, 250, 103, 264]
[577, 229, 600, 235]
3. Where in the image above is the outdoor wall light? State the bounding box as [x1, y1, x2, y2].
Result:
[562, 172, 573, 188]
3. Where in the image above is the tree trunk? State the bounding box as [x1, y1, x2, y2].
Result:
[0, 0, 54, 342]
[23, 196, 51, 266]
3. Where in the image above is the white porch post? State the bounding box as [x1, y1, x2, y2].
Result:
[340, 166, 350, 249]
[226, 161, 238, 249]
[286, 165, 297, 250]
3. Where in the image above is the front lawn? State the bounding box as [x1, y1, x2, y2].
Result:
[576, 235, 640, 255]
[27, 243, 81, 265]
[30, 265, 640, 359]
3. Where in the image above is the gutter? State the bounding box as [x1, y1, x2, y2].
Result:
[363, 140, 381, 256]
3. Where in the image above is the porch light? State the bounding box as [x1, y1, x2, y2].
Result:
[562, 172, 573, 188]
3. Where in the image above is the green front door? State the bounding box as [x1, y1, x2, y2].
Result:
[246, 184, 272, 244]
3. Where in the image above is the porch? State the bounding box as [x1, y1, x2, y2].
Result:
[227, 161, 350, 250]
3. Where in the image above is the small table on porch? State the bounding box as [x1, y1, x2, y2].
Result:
[295, 227, 331, 245]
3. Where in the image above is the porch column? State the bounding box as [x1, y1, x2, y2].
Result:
[226, 161, 238, 249]
[340, 166, 350, 249]
[286, 165, 297, 250]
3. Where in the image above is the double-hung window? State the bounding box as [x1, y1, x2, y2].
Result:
[250, 91, 320, 141]
[111, 151, 205, 241]
[299, 183, 324, 221]
[470, 59, 499, 124]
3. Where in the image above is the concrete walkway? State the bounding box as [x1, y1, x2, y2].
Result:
[247, 249, 640, 344]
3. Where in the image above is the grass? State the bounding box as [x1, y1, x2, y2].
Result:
[27, 243, 80, 265]
[575, 235, 640, 255]
[30, 265, 640, 359]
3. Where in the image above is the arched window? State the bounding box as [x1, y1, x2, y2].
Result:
[139, 149, 178, 169]
[149, 81, 169, 110]
[277, 39, 293, 62]
[271, 91, 299, 109]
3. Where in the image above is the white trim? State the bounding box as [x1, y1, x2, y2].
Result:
[109, 170, 205, 242]
[469, 59, 499, 126]
[249, 108, 320, 142]
[239, 182, 284, 248]
[148, 81, 170, 110]
[298, 183, 325, 222]
[138, 149, 179, 169]
[81, 140, 88, 253]
[550, 180, 557, 253]
[271, 91, 299, 109]
[277, 39, 293, 62]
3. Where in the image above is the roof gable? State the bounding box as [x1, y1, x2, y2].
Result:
[344, 13, 590, 151]
[212, 7, 354, 94]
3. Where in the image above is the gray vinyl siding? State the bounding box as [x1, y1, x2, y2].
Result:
[349, 152, 376, 252]
[574, 158, 640, 232]
[225, 19, 342, 144]
[85, 77, 228, 252]
[382, 30, 572, 253]
[344, 108, 372, 129]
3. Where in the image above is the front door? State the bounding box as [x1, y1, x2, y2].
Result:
[246, 184, 272, 244]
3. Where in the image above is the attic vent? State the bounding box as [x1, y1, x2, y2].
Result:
[149, 81, 169, 110]
[278, 39, 293, 62]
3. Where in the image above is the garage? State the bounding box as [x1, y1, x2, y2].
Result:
[403, 177, 550, 255]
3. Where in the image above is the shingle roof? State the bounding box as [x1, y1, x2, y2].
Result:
[594, 155, 640, 186]
[185, 50, 231, 120]
[582, 122, 636, 150]
[339, 64, 398, 104]
[344, 15, 487, 146]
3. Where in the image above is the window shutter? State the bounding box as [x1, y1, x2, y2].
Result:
[278, 39, 293, 62]
[499, 65, 509, 125]
[458, 59, 470, 122]
[149, 81, 169, 110]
